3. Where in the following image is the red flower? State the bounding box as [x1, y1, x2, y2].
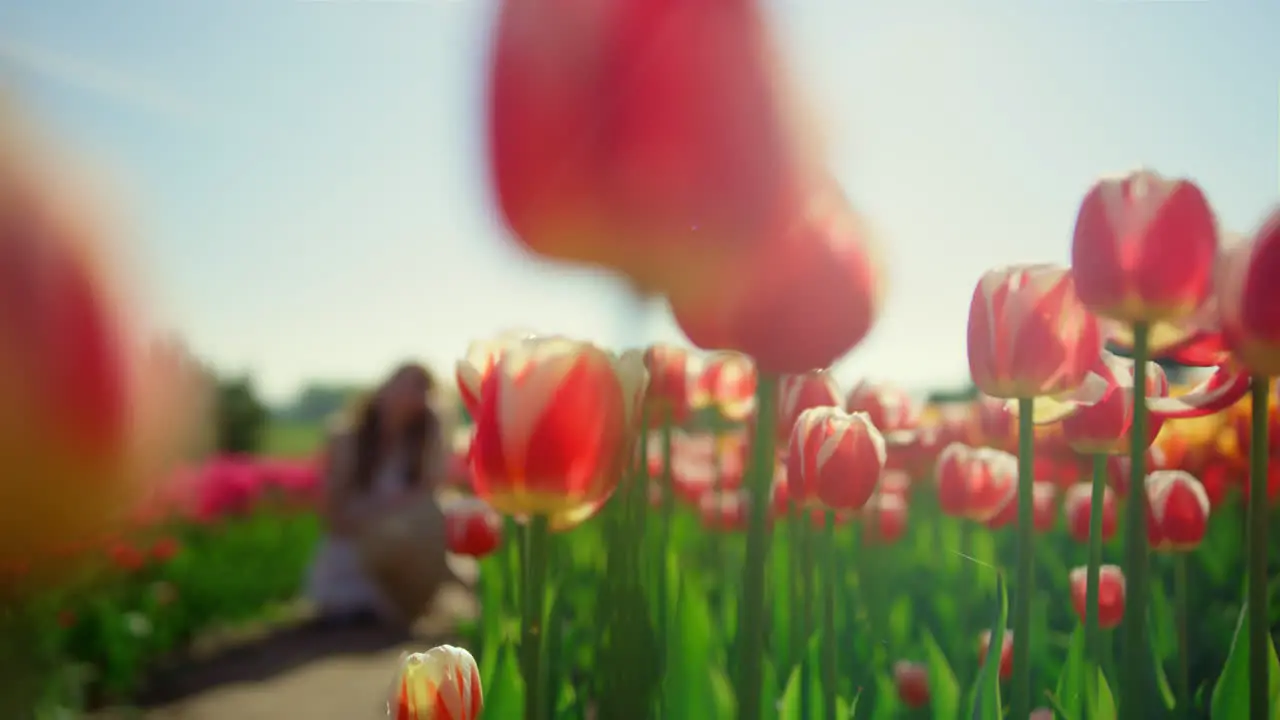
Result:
[966, 265, 1101, 399]
[846, 381, 919, 438]
[777, 371, 841, 441]
[642, 344, 693, 422]
[1069, 564, 1126, 630]
[862, 493, 907, 545]
[786, 407, 886, 510]
[985, 482, 1057, 533]
[934, 444, 1017, 522]
[689, 352, 757, 422]
[1220, 218, 1280, 375]
[1062, 483, 1117, 544]
[893, 661, 930, 709]
[486, 0, 812, 304]
[1146, 470, 1211, 551]
[1059, 353, 1169, 454]
[466, 337, 646, 519]
[1071, 170, 1218, 324]
[443, 498, 503, 559]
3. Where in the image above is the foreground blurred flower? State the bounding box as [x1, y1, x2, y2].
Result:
[1145, 470, 1211, 551]
[966, 265, 1101, 403]
[786, 407, 885, 510]
[1069, 564, 1125, 629]
[0, 109, 194, 577]
[978, 629, 1014, 681]
[1063, 482, 1117, 544]
[673, 179, 884, 374]
[487, 0, 813, 304]
[1071, 170, 1218, 325]
[1219, 214, 1280, 376]
[463, 335, 647, 519]
[893, 661, 930, 709]
[389, 645, 483, 720]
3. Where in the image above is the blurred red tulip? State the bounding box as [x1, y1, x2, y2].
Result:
[845, 381, 918, 438]
[986, 481, 1057, 533]
[0, 115, 195, 576]
[966, 265, 1101, 400]
[643, 343, 693, 422]
[974, 395, 1015, 451]
[455, 330, 538, 417]
[487, 0, 814, 304]
[777, 371, 841, 441]
[1071, 170, 1218, 324]
[1069, 564, 1126, 630]
[468, 336, 647, 519]
[689, 351, 757, 422]
[673, 181, 883, 374]
[444, 497, 503, 559]
[1105, 447, 1168, 497]
[862, 492, 907, 545]
[390, 645, 483, 720]
[786, 407, 886, 510]
[1059, 353, 1169, 454]
[1220, 217, 1280, 375]
[893, 661, 930, 709]
[1145, 470, 1211, 551]
[978, 629, 1013, 681]
[1062, 482, 1117, 544]
[1029, 710, 1054, 720]
[934, 444, 1016, 522]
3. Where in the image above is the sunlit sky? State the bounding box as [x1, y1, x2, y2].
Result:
[2, 0, 1277, 403]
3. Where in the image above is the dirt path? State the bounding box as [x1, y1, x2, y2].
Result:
[93, 585, 478, 720]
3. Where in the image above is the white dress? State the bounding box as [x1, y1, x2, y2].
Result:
[304, 452, 407, 619]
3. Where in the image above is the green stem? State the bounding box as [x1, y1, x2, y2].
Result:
[1011, 396, 1037, 719]
[1247, 376, 1270, 720]
[735, 373, 778, 720]
[800, 515, 814, 720]
[657, 418, 675, 701]
[1120, 321, 1152, 720]
[1174, 553, 1191, 718]
[822, 511, 838, 720]
[1084, 453, 1107, 715]
[521, 515, 551, 720]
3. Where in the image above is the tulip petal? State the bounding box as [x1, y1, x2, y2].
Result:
[1147, 365, 1251, 420]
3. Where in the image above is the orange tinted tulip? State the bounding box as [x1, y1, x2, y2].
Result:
[389, 645, 483, 720]
[1069, 564, 1126, 630]
[466, 336, 647, 518]
[786, 407, 886, 510]
[487, 0, 811, 302]
[1219, 215, 1280, 376]
[1071, 170, 1218, 324]
[967, 265, 1101, 399]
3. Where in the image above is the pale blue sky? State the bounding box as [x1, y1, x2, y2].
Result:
[1, 0, 1277, 402]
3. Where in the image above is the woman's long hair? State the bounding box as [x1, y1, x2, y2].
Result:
[349, 362, 440, 494]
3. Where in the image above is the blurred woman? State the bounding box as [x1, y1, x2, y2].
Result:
[305, 362, 447, 627]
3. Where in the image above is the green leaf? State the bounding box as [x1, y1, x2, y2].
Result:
[968, 573, 1006, 720]
[663, 574, 719, 718]
[922, 629, 962, 720]
[483, 642, 525, 718]
[1088, 666, 1117, 720]
[778, 634, 825, 720]
[1210, 601, 1280, 720]
[1053, 625, 1085, 720]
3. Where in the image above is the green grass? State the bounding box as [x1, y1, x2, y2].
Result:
[261, 419, 325, 457]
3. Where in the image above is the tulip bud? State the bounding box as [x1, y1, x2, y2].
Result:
[1029, 709, 1055, 720]
[777, 371, 841, 440]
[443, 497, 503, 559]
[967, 265, 1102, 399]
[845, 381, 919, 437]
[689, 351, 757, 422]
[893, 661, 930, 709]
[1145, 470, 1211, 551]
[388, 645, 483, 720]
[466, 336, 647, 519]
[1071, 170, 1218, 323]
[1219, 214, 1280, 375]
[978, 630, 1013, 681]
[786, 407, 886, 510]
[1062, 483, 1117, 544]
[1069, 564, 1126, 630]
[642, 343, 693, 422]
